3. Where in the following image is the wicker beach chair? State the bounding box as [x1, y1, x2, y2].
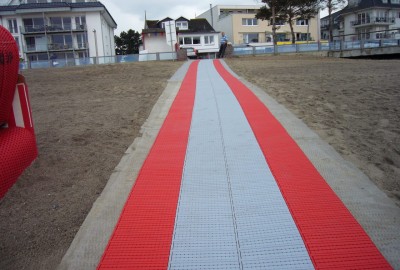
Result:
[0, 25, 38, 199]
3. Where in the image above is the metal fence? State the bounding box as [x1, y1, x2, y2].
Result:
[20, 52, 177, 70]
[20, 39, 400, 70]
[232, 42, 331, 56]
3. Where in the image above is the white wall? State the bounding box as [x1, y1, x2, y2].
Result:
[86, 12, 102, 57]
[218, 16, 233, 44]
[144, 35, 173, 53]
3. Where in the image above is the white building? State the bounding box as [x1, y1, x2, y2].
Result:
[337, 0, 400, 41]
[142, 17, 219, 58]
[0, 0, 116, 67]
[320, 10, 343, 41]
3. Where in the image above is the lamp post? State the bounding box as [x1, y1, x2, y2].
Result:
[93, 29, 98, 64]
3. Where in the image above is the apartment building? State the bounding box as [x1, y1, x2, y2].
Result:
[338, 0, 400, 41]
[0, 0, 116, 67]
[197, 5, 320, 45]
[320, 10, 343, 40]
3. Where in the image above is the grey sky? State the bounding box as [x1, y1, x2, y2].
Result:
[100, 0, 263, 34]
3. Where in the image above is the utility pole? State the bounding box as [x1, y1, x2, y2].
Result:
[93, 29, 98, 64]
[210, 4, 214, 28]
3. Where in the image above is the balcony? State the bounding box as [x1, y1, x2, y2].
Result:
[21, 24, 87, 34]
[351, 17, 395, 27]
[25, 43, 88, 53]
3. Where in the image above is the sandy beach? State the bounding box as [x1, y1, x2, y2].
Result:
[0, 61, 181, 269]
[0, 55, 399, 269]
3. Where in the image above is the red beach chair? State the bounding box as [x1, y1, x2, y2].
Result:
[0, 25, 38, 199]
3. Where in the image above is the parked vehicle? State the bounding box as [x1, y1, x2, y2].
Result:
[182, 47, 197, 59]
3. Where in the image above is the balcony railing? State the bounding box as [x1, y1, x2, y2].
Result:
[25, 43, 88, 53]
[351, 17, 395, 27]
[20, 24, 87, 34]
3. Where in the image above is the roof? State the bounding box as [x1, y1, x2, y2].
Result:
[0, 1, 117, 27]
[341, 0, 400, 14]
[143, 18, 216, 34]
[145, 20, 159, 29]
[182, 19, 214, 33]
[175, 16, 189, 22]
[321, 9, 343, 21]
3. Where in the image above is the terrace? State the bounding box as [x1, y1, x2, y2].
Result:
[351, 16, 396, 27]
[20, 23, 87, 34]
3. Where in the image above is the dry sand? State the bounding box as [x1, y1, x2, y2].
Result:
[0, 55, 399, 269]
[0, 61, 181, 269]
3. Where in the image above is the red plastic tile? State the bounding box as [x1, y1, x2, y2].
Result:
[97, 61, 199, 269]
[213, 59, 392, 270]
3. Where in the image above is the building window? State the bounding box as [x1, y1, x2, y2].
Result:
[76, 34, 86, 48]
[75, 16, 86, 29]
[176, 21, 188, 30]
[23, 18, 46, 32]
[376, 11, 388, 21]
[243, 33, 259, 43]
[14, 37, 20, 51]
[50, 34, 73, 49]
[391, 0, 400, 3]
[357, 12, 370, 24]
[204, 35, 215, 45]
[7, 19, 18, 34]
[48, 17, 72, 30]
[376, 32, 385, 39]
[357, 28, 371, 40]
[271, 19, 285, 26]
[296, 33, 310, 41]
[296, 19, 309, 26]
[193, 36, 200, 44]
[276, 33, 287, 42]
[242, 18, 258, 26]
[179, 36, 201, 45]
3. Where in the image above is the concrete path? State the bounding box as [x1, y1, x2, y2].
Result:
[59, 60, 400, 270]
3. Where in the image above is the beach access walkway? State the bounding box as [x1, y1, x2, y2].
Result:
[59, 60, 400, 270]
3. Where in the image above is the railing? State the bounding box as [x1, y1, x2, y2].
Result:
[330, 38, 400, 51]
[19, 52, 177, 70]
[329, 28, 400, 51]
[232, 42, 330, 56]
[351, 17, 395, 26]
[19, 36, 400, 69]
[20, 24, 87, 34]
[24, 43, 87, 53]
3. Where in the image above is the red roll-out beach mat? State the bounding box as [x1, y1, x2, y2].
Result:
[97, 60, 393, 270]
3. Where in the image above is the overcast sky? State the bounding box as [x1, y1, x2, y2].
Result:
[100, 0, 333, 35]
[100, 0, 266, 35]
